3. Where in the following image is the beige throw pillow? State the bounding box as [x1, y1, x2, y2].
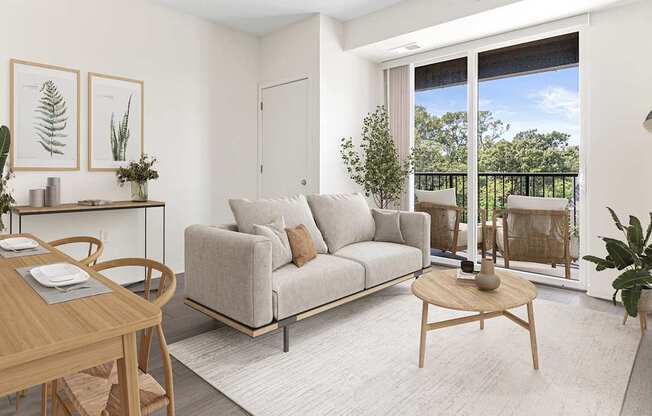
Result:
[252, 217, 292, 270]
[285, 224, 317, 267]
[372, 209, 405, 244]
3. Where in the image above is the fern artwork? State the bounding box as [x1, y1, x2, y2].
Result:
[110, 94, 132, 161]
[34, 80, 68, 156]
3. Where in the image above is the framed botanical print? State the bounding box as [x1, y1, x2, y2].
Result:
[88, 73, 144, 171]
[10, 59, 80, 171]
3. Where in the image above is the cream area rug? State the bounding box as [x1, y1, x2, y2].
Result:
[170, 283, 641, 416]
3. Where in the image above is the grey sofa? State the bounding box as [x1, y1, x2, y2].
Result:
[184, 194, 431, 351]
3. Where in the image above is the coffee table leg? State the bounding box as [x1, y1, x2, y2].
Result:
[480, 311, 484, 330]
[527, 302, 539, 370]
[419, 301, 429, 368]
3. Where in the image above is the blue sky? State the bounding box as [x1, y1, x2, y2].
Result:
[415, 67, 580, 145]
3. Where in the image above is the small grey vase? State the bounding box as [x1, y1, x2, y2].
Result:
[476, 259, 501, 291]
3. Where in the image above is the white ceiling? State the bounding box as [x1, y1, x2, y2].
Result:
[153, 0, 404, 35]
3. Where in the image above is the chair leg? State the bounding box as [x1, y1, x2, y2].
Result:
[623, 310, 629, 325]
[283, 326, 290, 353]
[565, 261, 571, 279]
[640, 312, 648, 334]
[41, 383, 49, 416]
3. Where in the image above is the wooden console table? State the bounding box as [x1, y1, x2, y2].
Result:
[9, 200, 165, 263]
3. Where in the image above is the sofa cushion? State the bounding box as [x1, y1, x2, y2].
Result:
[272, 254, 365, 320]
[307, 193, 375, 254]
[229, 195, 328, 253]
[334, 241, 422, 288]
[415, 188, 456, 206]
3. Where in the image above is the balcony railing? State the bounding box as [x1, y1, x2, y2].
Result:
[414, 172, 579, 226]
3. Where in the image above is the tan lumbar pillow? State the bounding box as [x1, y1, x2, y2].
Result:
[285, 224, 317, 267]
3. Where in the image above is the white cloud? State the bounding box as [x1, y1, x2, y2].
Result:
[532, 86, 579, 122]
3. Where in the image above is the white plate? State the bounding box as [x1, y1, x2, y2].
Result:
[0, 237, 39, 251]
[30, 263, 89, 287]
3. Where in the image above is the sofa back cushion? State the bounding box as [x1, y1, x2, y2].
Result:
[307, 193, 375, 253]
[229, 195, 328, 253]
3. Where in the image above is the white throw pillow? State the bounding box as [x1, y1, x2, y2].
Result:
[414, 188, 457, 206]
[307, 193, 375, 253]
[252, 217, 292, 271]
[229, 195, 328, 253]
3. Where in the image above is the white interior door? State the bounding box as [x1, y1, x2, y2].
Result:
[260, 78, 309, 198]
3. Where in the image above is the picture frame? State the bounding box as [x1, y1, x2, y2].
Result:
[10, 59, 81, 171]
[88, 72, 144, 171]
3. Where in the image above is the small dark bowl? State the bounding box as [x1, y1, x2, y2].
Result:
[461, 260, 475, 273]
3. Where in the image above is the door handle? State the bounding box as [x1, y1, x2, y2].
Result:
[301, 179, 307, 186]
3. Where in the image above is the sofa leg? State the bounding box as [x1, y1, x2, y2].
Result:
[283, 326, 290, 353]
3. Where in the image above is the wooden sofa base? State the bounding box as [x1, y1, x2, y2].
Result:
[184, 266, 432, 351]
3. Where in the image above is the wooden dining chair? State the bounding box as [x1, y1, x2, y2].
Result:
[15, 236, 105, 415]
[49, 258, 176, 416]
[48, 236, 105, 266]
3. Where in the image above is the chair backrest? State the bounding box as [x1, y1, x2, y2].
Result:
[415, 189, 461, 252]
[93, 258, 176, 379]
[501, 196, 570, 263]
[49, 236, 104, 266]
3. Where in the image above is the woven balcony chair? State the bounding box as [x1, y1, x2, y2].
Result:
[415, 188, 483, 255]
[489, 195, 572, 279]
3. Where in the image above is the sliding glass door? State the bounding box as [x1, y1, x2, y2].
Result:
[413, 32, 582, 286]
[414, 56, 469, 264]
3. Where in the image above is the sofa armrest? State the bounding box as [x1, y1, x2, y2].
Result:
[184, 224, 273, 328]
[399, 211, 431, 268]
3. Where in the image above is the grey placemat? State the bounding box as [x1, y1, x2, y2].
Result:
[16, 266, 112, 304]
[0, 245, 50, 258]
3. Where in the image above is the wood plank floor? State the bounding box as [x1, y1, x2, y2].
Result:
[2, 269, 650, 416]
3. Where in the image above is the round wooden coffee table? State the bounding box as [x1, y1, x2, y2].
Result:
[412, 269, 539, 369]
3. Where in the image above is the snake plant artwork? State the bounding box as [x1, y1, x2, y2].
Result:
[34, 80, 68, 156]
[110, 94, 132, 161]
[0, 125, 15, 231]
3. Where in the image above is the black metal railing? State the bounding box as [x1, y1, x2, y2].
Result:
[414, 172, 579, 226]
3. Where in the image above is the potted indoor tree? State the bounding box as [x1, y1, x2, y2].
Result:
[340, 106, 414, 209]
[584, 207, 652, 317]
[116, 154, 159, 201]
[0, 126, 14, 232]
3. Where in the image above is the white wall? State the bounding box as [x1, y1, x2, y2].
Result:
[344, 0, 521, 51]
[584, 0, 652, 299]
[259, 15, 382, 196]
[260, 16, 321, 195]
[0, 0, 259, 281]
[319, 16, 382, 194]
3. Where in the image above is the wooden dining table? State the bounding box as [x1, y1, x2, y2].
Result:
[0, 233, 161, 416]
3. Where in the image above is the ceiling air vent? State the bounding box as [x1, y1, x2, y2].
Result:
[390, 42, 422, 54]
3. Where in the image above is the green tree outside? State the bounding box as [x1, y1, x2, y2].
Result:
[414, 105, 580, 222]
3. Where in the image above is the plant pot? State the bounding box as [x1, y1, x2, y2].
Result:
[131, 181, 148, 202]
[639, 289, 652, 312]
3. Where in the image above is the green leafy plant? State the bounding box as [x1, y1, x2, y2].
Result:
[116, 154, 159, 184]
[0, 126, 15, 232]
[111, 94, 132, 161]
[341, 106, 414, 209]
[583, 207, 652, 317]
[35, 80, 68, 156]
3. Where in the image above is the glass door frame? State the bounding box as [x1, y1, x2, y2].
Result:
[405, 20, 588, 290]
